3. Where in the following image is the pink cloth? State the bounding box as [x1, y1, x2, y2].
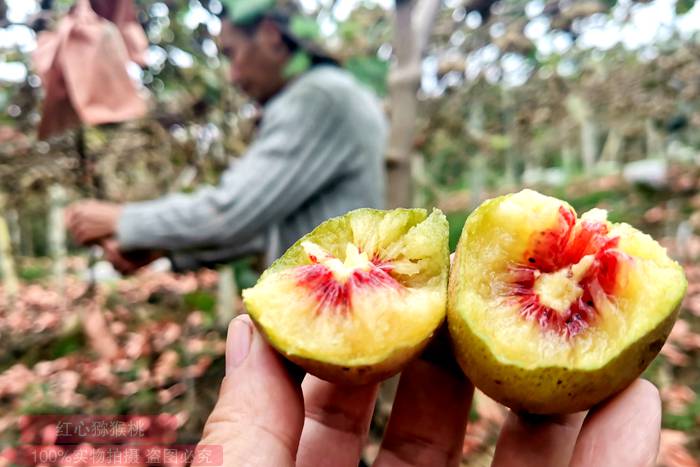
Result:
[90, 0, 148, 65]
[33, 0, 148, 139]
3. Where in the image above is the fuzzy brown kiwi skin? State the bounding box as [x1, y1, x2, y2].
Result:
[447, 295, 682, 415]
[248, 314, 441, 385]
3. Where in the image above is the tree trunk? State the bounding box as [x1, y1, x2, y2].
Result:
[465, 96, 487, 207]
[645, 118, 665, 159]
[19, 212, 34, 257]
[48, 184, 67, 293]
[581, 117, 598, 172]
[565, 95, 598, 172]
[561, 143, 576, 178]
[600, 128, 623, 166]
[6, 208, 20, 255]
[0, 193, 19, 305]
[501, 87, 517, 187]
[216, 265, 237, 330]
[386, 0, 441, 208]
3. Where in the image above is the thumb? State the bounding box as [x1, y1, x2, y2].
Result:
[195, 315, 305, 467]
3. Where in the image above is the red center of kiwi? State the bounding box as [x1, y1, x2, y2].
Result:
[296, 247, 400, 314]
[508, 207, 627, 337]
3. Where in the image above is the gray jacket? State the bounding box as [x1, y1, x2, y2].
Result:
[117, 65, 387, 270]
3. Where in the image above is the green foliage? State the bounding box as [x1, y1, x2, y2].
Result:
[469, 404, 480, 422]
[223, 0, 276, 25]
[447, 211, 470, 252]
[48, 332, 85, 359]
[284, 50, 312, 78]
[344, 56, 390, 96]
[676, 0, 696, 15]
[663, 396, 700, 430]
[489, 135, 511, 152]
[232, 258, 260, 290]
[184, 290, 217, 314]
[19, 264, 50, 282]
[290, 15, 320, 39]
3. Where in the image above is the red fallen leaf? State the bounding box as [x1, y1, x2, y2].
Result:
[153, 350, 181, 387]
[152, 323, 182, 352]
[684, 294, 700, 317]
[661, 342, 690, 367]
[0, 414, 17, 433]
[660, 384, 696, 414]
[0, 364, 37, 398]
[657, 430, 700, 467]
[34, 311, 60, 333]
[119, 380, 145, 396]
[32, 0, 147, 138]
[125, 331, 151, 359]
[462, 418, 494, 456]
[644, 206, 666, 223]
[89, 0, 147, 65]
[82, 302, 120, 360]
[0, 447, 16, 467]
[81, 359, 119, 389]
[197, 269, 221, 289]
[683, 264, 700, 281]
[173, 411, 190, 430]
[212, 340, 227, 355]
[34, 357, 72, 378]
[474, 390, 507, 425]
[668, 319, 700, 351]
[157, 382, 187, 405]
[185, 337, 206, 354]
[183, 356, 213, 379]
[48, 370, 87, 408]
[109, 321, 128, 336]
[186, 311, 205, 328]
[463, 391, 505, 457]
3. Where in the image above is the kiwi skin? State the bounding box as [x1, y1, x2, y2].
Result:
[242, 207, 450, 386]
[250, 316, 440, 385]
[446, 192, 686, 415]
[447, 297, 681, 415]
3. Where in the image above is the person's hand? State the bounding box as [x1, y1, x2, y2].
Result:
[195, 315, 662, 467]
[65, 200, 123, 245]
[101, 238, 164, 275]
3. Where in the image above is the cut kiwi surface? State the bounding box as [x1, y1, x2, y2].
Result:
[448, 189, 686, 414]
[243, 208, 449, 384]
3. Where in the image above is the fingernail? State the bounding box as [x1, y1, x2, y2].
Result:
[226, 316, 253, 374]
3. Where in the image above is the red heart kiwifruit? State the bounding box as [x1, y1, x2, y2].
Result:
[243, 208, 449, 385]
[448, 189, 686, 414]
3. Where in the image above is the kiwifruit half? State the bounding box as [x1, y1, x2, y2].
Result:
[448, 189, 686, 414]
[243, 208, 449, 384]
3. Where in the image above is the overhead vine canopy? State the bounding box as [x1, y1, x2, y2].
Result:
[0, 0, 698, 205]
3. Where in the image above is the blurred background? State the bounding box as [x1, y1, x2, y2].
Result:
[1, 0, 700, 465]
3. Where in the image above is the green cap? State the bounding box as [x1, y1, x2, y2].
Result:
[221, 0, 336, 74]
[222, 0, 280, 26]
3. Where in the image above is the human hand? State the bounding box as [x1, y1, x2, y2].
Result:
[65, 200, 123, 245]
[195, 315, 662, 467]
[101, 238, 164, 275]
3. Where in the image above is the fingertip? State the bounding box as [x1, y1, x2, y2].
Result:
[594, 378, 661, 417]
[208, 314, 305, 465]
[226, 314, 253, 338]
[569, 379, 662, 467]
[225, 315, 254, 374]
[632, 378, 661, 403]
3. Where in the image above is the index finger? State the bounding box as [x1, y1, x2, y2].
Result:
[570, 379, 661, 467]
[296, 376, 379, 467]
[373, 328, 474, 467]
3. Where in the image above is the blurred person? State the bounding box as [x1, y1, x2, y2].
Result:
[66, 0, 387, 274]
